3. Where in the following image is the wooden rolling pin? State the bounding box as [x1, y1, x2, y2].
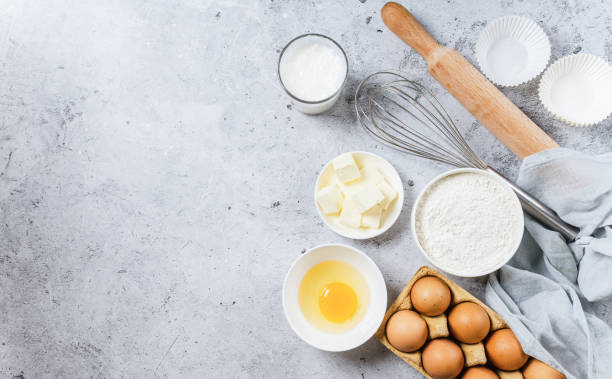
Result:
[381, 2, 558, 159]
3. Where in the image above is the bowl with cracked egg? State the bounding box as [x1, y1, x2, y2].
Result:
[282, 243, 387, 351]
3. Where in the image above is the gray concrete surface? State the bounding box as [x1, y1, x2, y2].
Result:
[1, 0, 611, 377]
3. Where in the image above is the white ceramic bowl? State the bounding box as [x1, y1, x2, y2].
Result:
[282, 244, 387, 351]
[476, 15, 550, 87]
[539, 53, 612, 127]
[410, 168, 524, 277]
[314, 151, 404, 240]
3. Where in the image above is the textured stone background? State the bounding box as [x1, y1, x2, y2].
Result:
[1, 0, 610, 377]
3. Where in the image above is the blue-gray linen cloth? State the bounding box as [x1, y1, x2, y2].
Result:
[486, 148, 612, 378]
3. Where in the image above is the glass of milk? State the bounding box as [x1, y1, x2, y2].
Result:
[278, 34, 348, 114]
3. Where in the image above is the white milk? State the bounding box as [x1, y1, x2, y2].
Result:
[279, 34, 347, 114]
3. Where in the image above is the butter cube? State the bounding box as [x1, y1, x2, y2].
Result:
[360, 165, 385, 184]
[332, 153, 360, 183]
[355, 183, 385, 213]
[377, 180, 398, 210]
[337, 165, 385, 194]
[316, 185, 343, 215]
[361, 205, 382, 228]
[339, 196, 362, 228]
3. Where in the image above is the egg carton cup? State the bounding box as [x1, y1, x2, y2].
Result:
[476, 15, 550, 87]
[538, 53, 612, 127]
[376, 266, 521, 379]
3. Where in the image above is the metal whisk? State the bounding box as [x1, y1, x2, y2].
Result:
[355, 71, 579, 241]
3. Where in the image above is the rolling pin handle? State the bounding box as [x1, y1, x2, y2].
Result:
[381, 2, 441, 59]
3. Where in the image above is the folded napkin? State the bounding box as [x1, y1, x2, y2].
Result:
[486, 148, 612, 379]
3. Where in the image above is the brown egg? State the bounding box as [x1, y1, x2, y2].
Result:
[385, 310, 428, 352]
[410, 276, 452, 316]
[422, 339, 464, 379]
[448, 302, 491, 344]
[461, 366, 498, 379]
[523, 358, 566, 379]
[485, 329, 528, 371]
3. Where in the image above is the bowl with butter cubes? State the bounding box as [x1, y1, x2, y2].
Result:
[315, 152, 404, 239]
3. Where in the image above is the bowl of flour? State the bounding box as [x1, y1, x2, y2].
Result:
[411, 168, 524, 277]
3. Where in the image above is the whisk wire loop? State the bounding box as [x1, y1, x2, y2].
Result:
[354, 70, 579, 242]
[355, 71, 487, 169]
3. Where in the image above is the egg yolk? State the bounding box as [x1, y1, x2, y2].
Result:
[318, 282, 357, 323]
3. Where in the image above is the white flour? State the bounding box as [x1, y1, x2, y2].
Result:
[414, 172, 523, 275]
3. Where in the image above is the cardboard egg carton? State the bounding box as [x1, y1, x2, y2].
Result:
[376, 266, 524, 379]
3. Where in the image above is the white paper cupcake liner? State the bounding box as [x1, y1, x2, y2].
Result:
[476, 15, 551, 87]
[539, 53, 612, 127]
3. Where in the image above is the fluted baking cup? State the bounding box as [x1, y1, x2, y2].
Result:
[476, 15, 550, 87]
[539, 53, 612, 127]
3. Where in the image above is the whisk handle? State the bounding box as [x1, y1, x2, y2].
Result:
[381, 2, 441, 57]
[486, 167, 579, 242]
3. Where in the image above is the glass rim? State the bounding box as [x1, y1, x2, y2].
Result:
[277, 33, 349, 105]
